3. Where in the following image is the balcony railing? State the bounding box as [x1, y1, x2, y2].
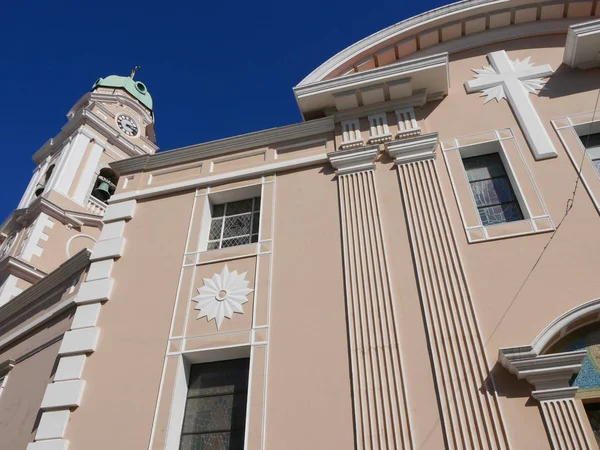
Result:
[86, 196, 107, 216]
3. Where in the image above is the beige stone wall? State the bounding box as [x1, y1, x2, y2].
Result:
[66, 192, 194, 449]
[0, 309, 74, 450]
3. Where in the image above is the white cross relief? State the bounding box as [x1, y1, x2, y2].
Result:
[465, 50, 557, 160]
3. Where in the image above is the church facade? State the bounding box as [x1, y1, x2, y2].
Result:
[2, 0, 600, 449]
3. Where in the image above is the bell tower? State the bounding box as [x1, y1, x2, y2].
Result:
[0, 71, 158, 305]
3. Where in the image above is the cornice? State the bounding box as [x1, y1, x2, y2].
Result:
[0, 256, 47, 284]
[499, 348, 587, 399]
[110, 116, 335, 175]
[298, 0, 502, 84]
[327, 145, 379, 176]
[385, 132, 439, 165]
[0, 197, 103, 236]
[109, 152, 330, 203]
[0, 249, 90, 327]
[68, 91, 154, 125]
[33, 108, 151, 164]
[296, 53, 448, 98]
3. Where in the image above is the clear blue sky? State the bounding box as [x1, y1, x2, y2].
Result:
[0, 0, 446, 220]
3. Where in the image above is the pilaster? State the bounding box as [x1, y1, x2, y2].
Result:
[328, 146, 412, 449]
[385, 133, 510, 449]
[500, 349, 594, 449]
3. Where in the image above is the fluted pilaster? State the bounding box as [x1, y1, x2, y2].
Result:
[328, 146, 413, 450]
[387, 134, 510, 450]
[501, 348, 593, 449]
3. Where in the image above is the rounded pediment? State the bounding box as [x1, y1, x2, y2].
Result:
[297, 0, 599, 87]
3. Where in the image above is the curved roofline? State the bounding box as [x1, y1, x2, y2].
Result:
[298, 0, 507, 85]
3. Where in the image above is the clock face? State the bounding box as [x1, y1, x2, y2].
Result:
[116, 114, 139, 137]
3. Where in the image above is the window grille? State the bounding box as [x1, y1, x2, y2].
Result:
[395, 107, 420, 137]
[207, 198, 260, 250]
[179, 359, 250, 450]
[462, 153, 524, 226]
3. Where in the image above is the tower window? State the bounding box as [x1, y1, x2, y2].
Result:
[207, 198, 260, 251]
[180, 359, 249, 450]
[462, 153, 524, 226]
[35, 164, 55, 197]
[91, 168, 119, 203]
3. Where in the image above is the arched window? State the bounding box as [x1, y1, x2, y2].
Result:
[35, 164, 55, 197]
[91, 168, 119, 203]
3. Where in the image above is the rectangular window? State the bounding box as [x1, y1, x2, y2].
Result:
[180, 358, 250, 450]
[462, 153, 524, 226]
[580, 132, 600, 175]
[207, 198, 260, 250]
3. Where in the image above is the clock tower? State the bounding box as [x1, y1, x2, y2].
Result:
[0, 72, 158, 305]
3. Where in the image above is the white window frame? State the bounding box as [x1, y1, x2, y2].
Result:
[340, 119, 363, 149]
[395, 107, 420, 138]
[367, 113, 392, 144]
[198, 185, 262, 252]
[165, 346, 251, 450]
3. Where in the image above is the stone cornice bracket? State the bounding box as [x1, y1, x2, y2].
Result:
[327, 145, 378, 176]
[499, 347, 593, 449]
[385, 132, 439, 165]
[499, 349, 586, 399]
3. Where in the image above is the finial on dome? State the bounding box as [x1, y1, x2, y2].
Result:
[129, 65, 141, 79]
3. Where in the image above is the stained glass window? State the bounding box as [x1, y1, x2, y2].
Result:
[207, 198, 260, 251]
[180, 359, 250, 450]
[579, 132, 600, 177]
[462, 153, 524, 226]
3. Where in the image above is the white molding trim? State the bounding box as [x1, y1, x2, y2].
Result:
[295, 54, 449, 117]
[35, 410, 71, 441]
[74, 278, 114, 305]
[41, 380, 86, 409]
[102, 200, 137, 223]
[0, 196, 103, 238]
[327, 145, 378, 175]
[20, 213, 54, 262]
[0, 257, 46, 284]
[563, 19, 600, 69]
[58, 328, 100, 356]
[385, 132, 439, 165]
[26, 440, 69, 450]
[28, 207, 133, 448]
[109, 153, 329, 203]
[299, 0, 584, 87]
[89, 237, 126, 262]
[54, 355, 87, 382]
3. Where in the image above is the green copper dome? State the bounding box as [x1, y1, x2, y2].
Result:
[92, 75, 153, 112]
